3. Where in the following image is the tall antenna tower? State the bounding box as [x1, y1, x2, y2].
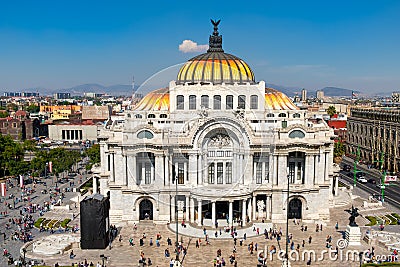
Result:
[131, 76, 135, 101]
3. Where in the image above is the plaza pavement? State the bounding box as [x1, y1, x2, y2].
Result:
[33, 198, 392, 267]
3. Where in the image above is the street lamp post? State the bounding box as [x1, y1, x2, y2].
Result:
[174, 174, 181, 267]
[22, 247, 26, 266]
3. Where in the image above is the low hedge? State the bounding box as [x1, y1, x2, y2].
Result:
[366, 216, 377, 226]
[34, 218, 44, 228]
[61, 218, 71, 228]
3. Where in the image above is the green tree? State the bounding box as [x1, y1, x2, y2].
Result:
[26, 104, 40, 113]
[326, 106, 337, 117]
[86, 144, 100, 164]
[0, 135, 25, 176]
[334, 141, 345, 158]
[0, 111, 8, 118]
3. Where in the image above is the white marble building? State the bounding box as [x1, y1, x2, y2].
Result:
[97, 21, 336, 226]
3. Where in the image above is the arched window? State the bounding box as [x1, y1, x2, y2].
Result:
[177, 95, 184, 110]
[213, 95, 221, 110]
[289, 130, 305, 138]
[189, 95, 196, 110]
[293, 113, 301, 118]
[238, 95, 246, 109]
[278, 113, 287, 117]
[250, 95, 258, 109]
[148, 114, 155, 118]
[266, 113, 274, 117]
[135, 114, 143, 118]
[160, 114, 167, 118]
[226, 95, 233, 109]
[201, 95, 209, 108]
[137, 130, 154, 139]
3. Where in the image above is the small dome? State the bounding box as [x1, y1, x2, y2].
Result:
[134, 88, 169, 111]
[176, 20, 255, 85]
[264, 88, 299, 110]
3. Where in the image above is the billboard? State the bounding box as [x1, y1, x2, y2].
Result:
[385, 175, 397, 182]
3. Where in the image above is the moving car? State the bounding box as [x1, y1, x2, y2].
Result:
[343, 164, 352, 172]
[367, 178, 376, 184]
[357, 177, 368, 183]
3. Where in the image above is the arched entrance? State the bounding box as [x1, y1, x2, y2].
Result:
[288, 198, 302, 219]
[139, 199, 153, 220]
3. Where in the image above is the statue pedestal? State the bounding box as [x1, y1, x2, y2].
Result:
[178, 211, 184, 220]
[345, 225, 361, 246]
[258, 211, 265, 219]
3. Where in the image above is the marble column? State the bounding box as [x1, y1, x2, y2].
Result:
[127, 154, 136, 187]
[93, 176, 97, 194]
[212, 201, 216, 228]
[266, 195, 270, 220]
[171, 196, 175, 222]
[183, 162, 188, 183]
[185, 195, 190, 222]
[165, 154, 170, 186]
[190, 198, 195, 223]
[334, 176, 339, 196]
[229, 201, 233, 227]
[197, 154, 202, 185]
[188, 153, 197, 185]
[197, 200, 202, 226]
[247, 199, 252, 222]
[110, 153, 115, 182]
[154, 154, 163, 185]
[242, 199, 247, 224]
[252, 195, 257, 220]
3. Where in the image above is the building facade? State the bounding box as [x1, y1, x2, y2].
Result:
[97, 22, 335, 226]
[347, 108, 400, 173]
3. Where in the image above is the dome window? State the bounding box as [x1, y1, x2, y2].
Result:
[278, 113, 287, 117]
[160, 114, 167, 118]
[226, 95, 233, 110]
[189, 95, 196, 110]
[127, 114, 131, 118]
[213, 95, 221, 110]
[135, 114, 143, 119]
[250, 95, 258, 109]
[177, 95, 184, 110]
[289, 130, 305, 138]
[238, 95, 246, 109]
[148, 114, 156, 119]
[201, 95, 209, 108]
[293, 113, 301, 118]
[137, 130, 154, 139]
[266, 113, 274, 117]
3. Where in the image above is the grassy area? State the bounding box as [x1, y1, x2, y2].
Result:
[366, 216, 377, 226]
[34, 217, 44, 228]
[34, 218, 71, 229]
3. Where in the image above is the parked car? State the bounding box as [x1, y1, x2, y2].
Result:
[367, 178, 376, 184]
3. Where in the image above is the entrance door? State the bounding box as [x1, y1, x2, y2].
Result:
[139, 199, 153, 220]
[288, 198, 302, 219]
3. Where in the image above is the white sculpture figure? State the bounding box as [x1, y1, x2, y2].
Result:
[257, 200, 266, 218]
[177, 200, 185, 212]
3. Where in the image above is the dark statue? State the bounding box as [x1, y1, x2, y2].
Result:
[208, 19, 223, 52]
[346, 205, 359, 226]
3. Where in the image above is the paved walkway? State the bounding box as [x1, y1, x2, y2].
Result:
[33, 204, 392, 267]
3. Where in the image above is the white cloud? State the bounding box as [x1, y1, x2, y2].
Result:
[178, 40, 208, 53]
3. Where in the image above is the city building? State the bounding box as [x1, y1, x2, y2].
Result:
[53, 93, 71, 100]
[97, 22, 336, 225]
[347, 107, 400, 173]
[48, 123, 100, 143]
[82, 106, 111, 122]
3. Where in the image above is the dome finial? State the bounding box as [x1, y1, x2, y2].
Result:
[208, 19, 224, 52]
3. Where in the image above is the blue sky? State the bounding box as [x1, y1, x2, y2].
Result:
[0, 0, 399, 94]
